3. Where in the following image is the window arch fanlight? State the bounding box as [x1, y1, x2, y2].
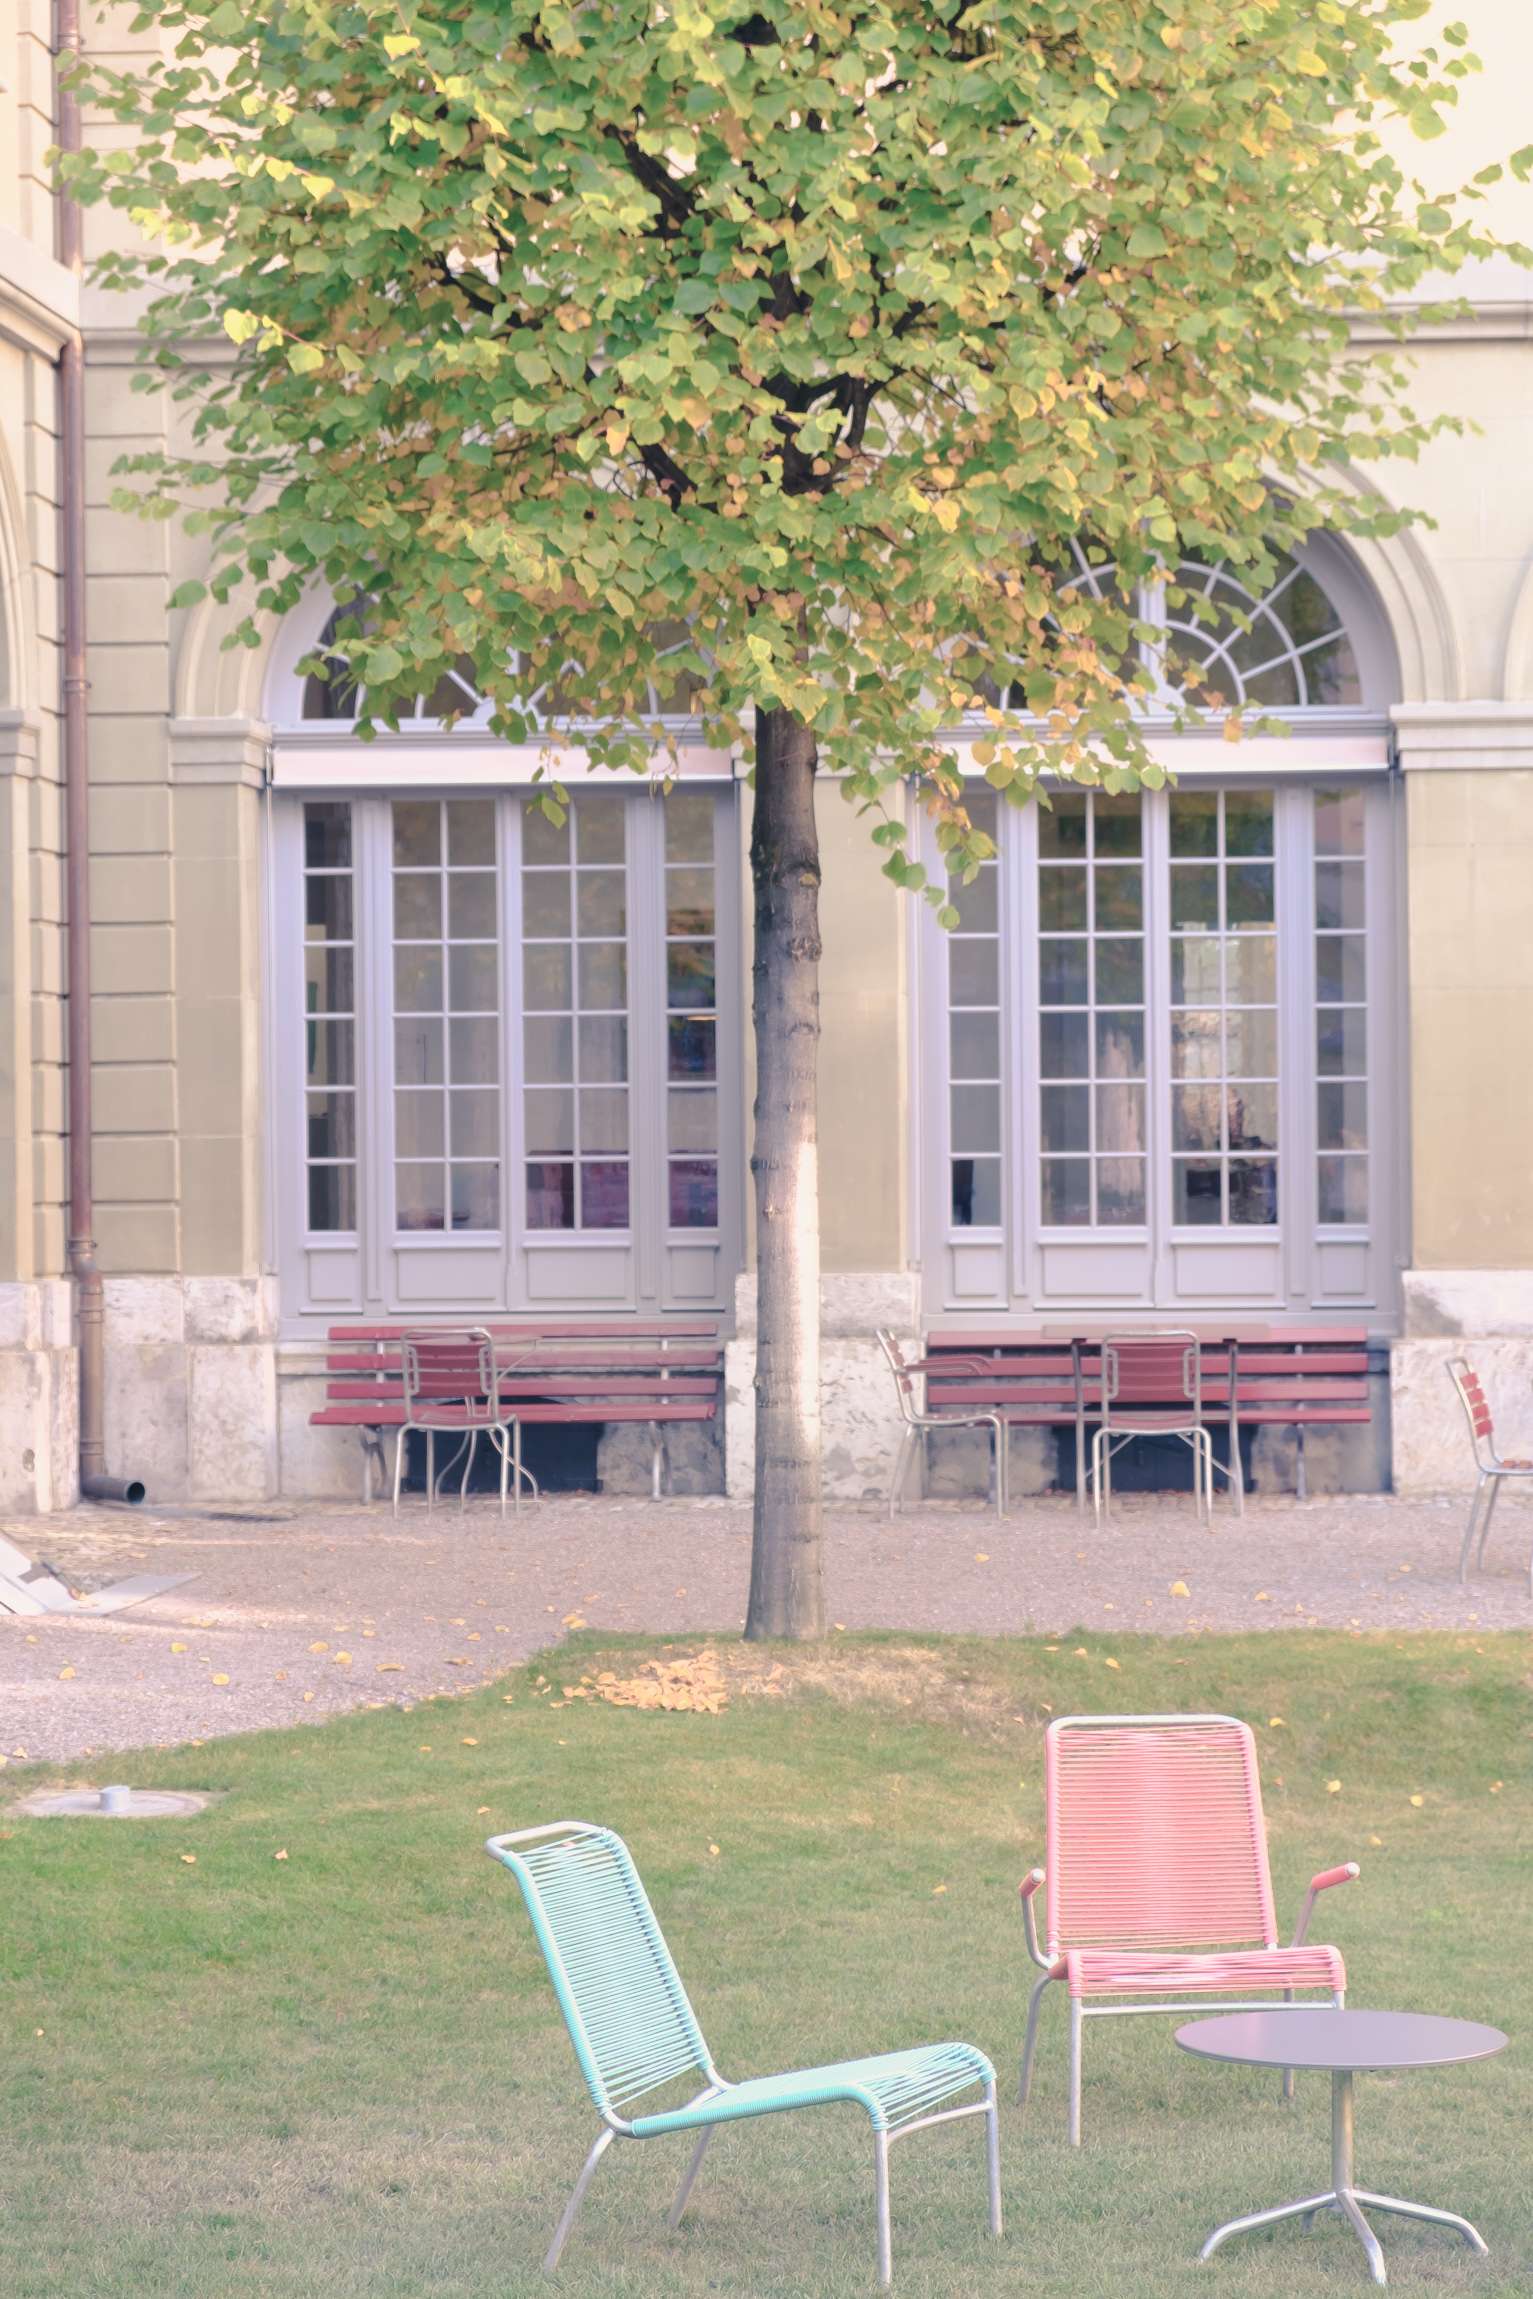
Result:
[286, 597, 705, 728]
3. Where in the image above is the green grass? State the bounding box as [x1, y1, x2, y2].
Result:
[4, 1629, 1531, 2297]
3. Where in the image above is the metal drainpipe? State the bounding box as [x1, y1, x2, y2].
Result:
[55, 0, 144, 1504]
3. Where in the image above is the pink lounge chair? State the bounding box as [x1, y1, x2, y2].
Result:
[1017, 1714, 1359, 2144]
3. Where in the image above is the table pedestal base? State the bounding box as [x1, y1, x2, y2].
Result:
[1198, 2070, 1489, 2286]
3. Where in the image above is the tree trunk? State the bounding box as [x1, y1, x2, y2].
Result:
[744, 705, 826, 1641]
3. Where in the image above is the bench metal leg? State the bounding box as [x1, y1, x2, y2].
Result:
[392, 1427, 406, 1516]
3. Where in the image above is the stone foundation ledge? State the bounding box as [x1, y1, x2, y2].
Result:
[0, 1281, 78, 1512]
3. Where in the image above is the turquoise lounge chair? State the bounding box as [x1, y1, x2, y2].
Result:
[487, 1821, 1001, 2285]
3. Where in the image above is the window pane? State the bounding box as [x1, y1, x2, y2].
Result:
[305, 945, 353, 1014]
[670, 1157, 719, 1227]
[1096, 1082, 1145, 1154]
[524, 1016, 574, 1083]
[1173, 1158, 1223, 1225]
[953, 870, 997, 933]
[1225, 1007, 1278, 1079]
[665, 791, 714, 863]
[580, 1159, 630, 1227]
[1318, 1080, 1368, 1151]
[446, 799, 493, 866]
[668, 1015, 716, 1078]
[392, 801, 439, 866]
[395, 1091, 444, 1160]
[1170, 864, 1219, 929]
[1227, 1082, 1278, 1151]
[522, 805, 569, 865]
[1095, 867, 1143, 930]
[950, 939, 999, 1006]
[667, 943, 716, 1011]
[1096, 1011, 1144, 1076]
[1170, 791, 1218, 857]
[1097, 1157, 1145, 1225]
[1040, 1011, 1089, 1078]
[666, 866, 715, 936]
[1224, 792, 1274, 856]
[450, 1090, 500, 1158]
[306, 1092, 355, 1161]
[1316, 860, 1365, 930]
[526, 1160, 575, 1229]
[525, 1088, 574, 1155]
[1226, 862, 1275, 928]
[578, 942, 625, 1010]
[1318, 1155, 1369, 1224]
[577, 796, 626, 864]
[951, 1082, 1001, 1152]
[579, 1088, 629, 1153]
[394, 947, 442, 1012]
[307, 1164, 355, 1232]
[304, 802, 352, 870]
[1316, 934, 1366, 1003]
[1228, 1158, 1278, 1226]
[307, 1019, 355, 1088]
[1039, 940, 1088, 1005]
[1041, 1158, 1090, 1224]
[1038, 793, 1087, 857]
[950, 1011, 1000, 1078]
[1315, 789, 1365, 856]
[1040, 1084, 1089, 1153]
[396, 1163, 446, 1231]
[448, 873, 497, 939]
[1094, 938, 1143, 1004]
[1093, 794, 1141, 856]
[579, 1016, 628, 1082]
[521, 876, 571, 937]
[394, 1018, 441, 1085]
[449, 1015, 498, 1083]
[393, 874, 440, 939]
[669, 1087, 718, 1151]
[306, 874, 354, 941]
[1172, 1083, 1222, 1152]
[1039, 866, 1087, 931]
[1226, 935, 1276, 1003]
[1317, 1007, 1367, 1075]
[1171, 937, 1222, 1002]
[1171, 1010, 1222, 1079]
[951, 1157, 1001, 1227]
[449, 1163, 499, 1229]
[577, 870, 626, 936]
[449, 946, 498, 1011]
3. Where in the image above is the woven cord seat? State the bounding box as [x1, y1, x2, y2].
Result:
[1064, 1944, 1347, 1999]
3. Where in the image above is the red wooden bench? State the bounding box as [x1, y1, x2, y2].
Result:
[311, 1320, 724, 1502]
[922, 1326, 1374, 1504]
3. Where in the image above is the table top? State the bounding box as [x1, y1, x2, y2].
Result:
[1176, 2009, 1508, 2073]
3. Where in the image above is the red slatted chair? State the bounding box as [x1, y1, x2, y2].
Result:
[395, 1327, 525, 1517]
[1017, 1714, 1358, 2144]
[1446, 1358, 1533, 1589]
[1091, 1331, 1237, 1523]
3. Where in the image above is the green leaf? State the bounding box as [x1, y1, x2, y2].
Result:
[168, 579, 206, 610]
[286, 342, 325, 374]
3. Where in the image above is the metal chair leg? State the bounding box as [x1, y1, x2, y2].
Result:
[496, 1427, 510, 1519]
[1018, 1969, 1052, 2107]
[514, 1420, 523, 1516]
[668, 2127, 712, 2230]
[1458, 1474, 1486, 1580]
[983, 2078, 1002, 2238]
[1476, 1473, 1502, 1569]
[1068, 1997, 1085, 2146]
[888, 1427, 913, 1522]
[873, 2129, 892, 2289]
[459, 1428, 478, 1509]
[544, 2127, 615, 2273]
[425, 1428, 435, 1512]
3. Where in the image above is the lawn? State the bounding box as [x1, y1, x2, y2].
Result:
[4, 1629, 1530, 2298]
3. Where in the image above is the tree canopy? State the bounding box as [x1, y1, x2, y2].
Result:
[68, 0, 1524, 884]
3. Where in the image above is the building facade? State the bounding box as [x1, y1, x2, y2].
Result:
[2, 5, 1532, 1510]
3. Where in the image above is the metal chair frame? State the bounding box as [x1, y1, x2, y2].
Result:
[488, 1821, 1000, 2287]
[1090, 1329, 1238, 1524]
[1017, 1714, 1357, 2145]
[1445, 1357, 1533, 1590]
[876, 1329, 1007, 1519]
[393, 1327, 535, 1517]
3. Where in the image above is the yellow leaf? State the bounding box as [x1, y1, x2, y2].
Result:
[179, 1853, 197, 1865]
[975, 1551, 990, 1563]
[1073, 1647, 1088, 1657]
[1104, 1657, 1121, 1670]
[1169, 1580, 1190, 1597]
[309, 1642, 329, 1655]
[1326, 1779, 1342, 1794]
[1491, 1780, 1504, 1792]
[932, 1883, 947, 1895]
[58, 1666, 75, 1681]
[333, 1651, 352, 1665]
[302, 1691, 315, 1703]
[1295, 49, 1326, 76]
[477, 1806, 491, 1816]
[274, 1849, 288, 1862]
[211, 1673, 230, 1687]
[461, 1737, 479, 1747]
[1368, 1833, 1384, 1847]
[1268, 1716, 1285, 1728]
[931, 496, 961, 533]
[1409, 1793, 1424, 1807]
[708, 1843, 720, 1857]
[170, 1641, 188, 1654]
[376, 1661, 402, 1672]
[382, 31, 420, 57]
[1254, 1591, 1271, 1603]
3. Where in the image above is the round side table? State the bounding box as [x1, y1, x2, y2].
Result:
[1176, 2008, 1507, 2286]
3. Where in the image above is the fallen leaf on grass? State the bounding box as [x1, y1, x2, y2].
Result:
[708, 1843, 720, 1857]
[179, 1854, 196, 1866]
[1326, 1780, 1342, 1794]
[274, 1850, 288, 1862]
[1268, 1717, 1285, 1728]
[1104, 1657, 1121, 1671]
[1368, 1834, 1384, 1847]
[302, 1692, 315, 1704]
[1409, 1794, 1424, 1807]
[1491, 1780, 1504, 1793]
[461, 1737, 479, 1747]
[565, 1647, 729, 1716]
[932, 1883, 947, 1896]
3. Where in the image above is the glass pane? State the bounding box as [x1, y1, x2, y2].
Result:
[1171, 1010, 1222, 1078]
[1095, 867, 1143, 930]
[1315, 788, 1366, 856]
[1096, 1157, 1145, 1226]
[1039, 866, 1087, 932]
[304, 802, 352, 870]
[526, 1160, 575, 1229]
[667, 943, 716, 1011]
[1096, 1010, 1144, 1076]
[522, 944, 573, 1011]
[305, 945, 353, 1014]
[1226, 935, 1277, 1003]
[395, 1091, 444, 1159]
[950, 939, 999, 1006]
[524, 1016, 574, 1083]
[1039, 1011, 1089, 1078]
[666, 866, 715, 936]
[1039, 940, 1088, 1006]
[306, 874, 353, 941]
[580, 1159, 630, 1227]
[305, 1091, 355, 1161]
[1225, 1007, 1278, 1079]
[578, 796, 626, 865]
[950, 1010, 1000, 1078]
[392, 874, 440, 940]
[448, 873, 497, 939]
[1228, 1158, 1278, 1226]
[1173, 1157, 1223, 1225]
[1316, 1007, 1367, 1075]
[1170, 864, 1219, 930]
[579, 1088, 629, 1152]
[1093, 938, 1143, 1004]
[665, 791, 714, 863]
[396, 1163, 446, 1231]
[1318, 1154, 1369, 1224]
[448, 1016, 497, 1083]
[1040, 1084, 1089, 1153]
[577, 870, 626, 936]
[579, 942, 627, 1011]
[1093, 793, 1141, 856]
[1171, 937, 1222, 1003]
[1038, 792, 1087, 857]
[394, 1017, 441, 1085]
[579, 1016, 628, 1082]
[953, 869, 997, 933]
[1226, 862, 1275, 928]
[670, 1157, 719, 1227]
[951, 1157, 1000, 1227]
[307, 1019, 355, 1088]
[450, 1163, 499, 1229]
[669, 1087, 718, 1151]
[522, 805, 569, 866]
[1170, 791, 1218, 857]
[1096, 1082, 1145, 1154]
[525, 1088, 574, 1155]
[446, 799, 493, 866]
[1318, 1080, 1368, 1151]
[951, 1082, 1001, 1152]
[668, 1015, 716, 1079]
[307, 1164, 355, 1232]
[450, 1090, 500, 1158]
[1227, 1082, 1278, 1151]
[1224, 792, 1274, 856]
[521, 875, 571, 937]
[1316, 934, 1366, 1003]
[1172, 1083, 1222, 1152]
[1316, 860, 1365, 930]
[1041, 1158, 1090, 1224]
[392, 801, 439, 866]
[394, 947, 442, 1013]
[449, 946, 498, 1011]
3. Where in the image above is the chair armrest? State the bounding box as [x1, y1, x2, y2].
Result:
[1291, 1860, 1360, 1945]
[1018, 1868, 1050, 1969]
[903, 1354, 995, 1379]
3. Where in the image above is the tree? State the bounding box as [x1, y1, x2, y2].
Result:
[69, 0, 1521, 1636]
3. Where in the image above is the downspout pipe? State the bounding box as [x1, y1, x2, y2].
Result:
[55, 0, 144, 1504]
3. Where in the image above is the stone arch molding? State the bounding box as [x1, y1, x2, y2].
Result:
[1500, 552, 1533, 701]
[173, 584, 281, 725]
[1267, 461, 1461, 707]
[0, 434, 36, 716]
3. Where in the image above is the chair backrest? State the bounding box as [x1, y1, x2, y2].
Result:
[1100, 1330, 1201, 1421]
[876, 1328, 922, 1425]
[401, 1327, 495, 1414]
[1044, 1714, 1277, 1955]
[487, 1822, 714, 2120]
[1446, 1357, 1495, 1468]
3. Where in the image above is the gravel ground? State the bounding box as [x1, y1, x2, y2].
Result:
[2, 1488, 1529, 1764]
